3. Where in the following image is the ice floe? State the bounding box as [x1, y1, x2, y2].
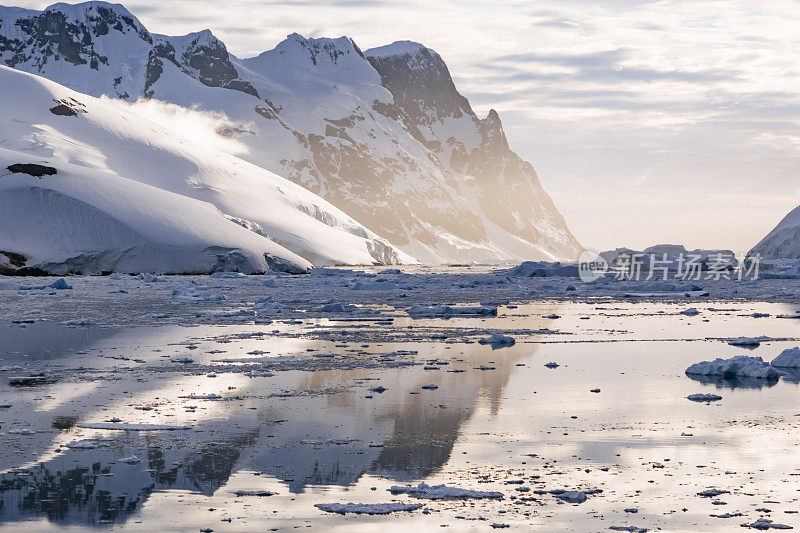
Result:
[686, 356, 785, 380]
[687, 393, 722, 402]
[407, 305, 497, 318]
[388, 482, 504, 500]
[77, 422, 191, 431]
[478, 333, 515, 348]
[233, 490, 277, 497]
[771, 347, 800, 368]
[315, 502, 422, 515]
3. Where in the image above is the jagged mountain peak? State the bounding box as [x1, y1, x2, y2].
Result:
[167, 28, 221, 46]
[479, 109, 509, 150]
[269, 32, 365, 65]
[42, 1, 150, 39]
[365, 41, 474, 126]
[241, 32, 380, 92]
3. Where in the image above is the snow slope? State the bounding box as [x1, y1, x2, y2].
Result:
[750, 206, 800, 259]
[0, 1, 582, 264]
[0, 65, 409, 274]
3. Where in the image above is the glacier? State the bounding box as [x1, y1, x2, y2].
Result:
[0, 65, 409, 274]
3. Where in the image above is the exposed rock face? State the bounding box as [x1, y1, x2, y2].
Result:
[1, 2, 581, 263]
[366, 43, 580, 261]
[145, 30, 258, 97]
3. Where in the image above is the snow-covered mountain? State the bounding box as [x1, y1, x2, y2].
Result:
[0, 66, 409, 274]
[750, 206, 800, 259]
[0, 1, 582, 263]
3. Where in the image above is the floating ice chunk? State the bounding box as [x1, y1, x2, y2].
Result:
[64, 438, 111, 449]
[253, 300, 292, 314]
[48, 279, 72, 290]
[171, 357, 194, 364]
[78, 422, 191, 431]
[687, 393, 722, 402]
[350, 280, 400, 291]
[118, 455, 141, 465]
[138, 273, 164, 282]
[550, 489, 601, 503]
[172, 285, 227, 301]
[553, 491, 587, 503]
[315, 502, 422, 515]
[741, 518, 793, 530]
[727, 337, 762, 348]
[178, 393, 222, 400]
[697, 488, 730, 497]
[686, 356, 785, 380]
[312, 302, 358, 313]
[478, 333, 515, 348]
[233, 490, 277, 497]
[407, 305, 497, 318]
[481, 299, 510, 306]
[62, 318, 94, 327]
[210, 272, 248, 279]
[8, 375, 51, 386]
[507, 261, 578, 278]
[771, 347, 800, 368]
[388, 482, 503, 500]
[324, 439, 352, 445]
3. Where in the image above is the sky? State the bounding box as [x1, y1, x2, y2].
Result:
[15, 0, 800, 252]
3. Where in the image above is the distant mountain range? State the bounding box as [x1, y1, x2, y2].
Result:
[0, 1, 581, 271]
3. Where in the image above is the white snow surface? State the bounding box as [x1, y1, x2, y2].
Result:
[0, 66, 408, 273]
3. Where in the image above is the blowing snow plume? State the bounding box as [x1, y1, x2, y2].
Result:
[101, 97, 253, 157]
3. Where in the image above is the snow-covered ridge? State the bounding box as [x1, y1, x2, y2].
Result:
[750, 205, 800, 260]
[364, 40, 427, 58]
[0, 66, 409, 274]
[0, 1, 582, 263]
